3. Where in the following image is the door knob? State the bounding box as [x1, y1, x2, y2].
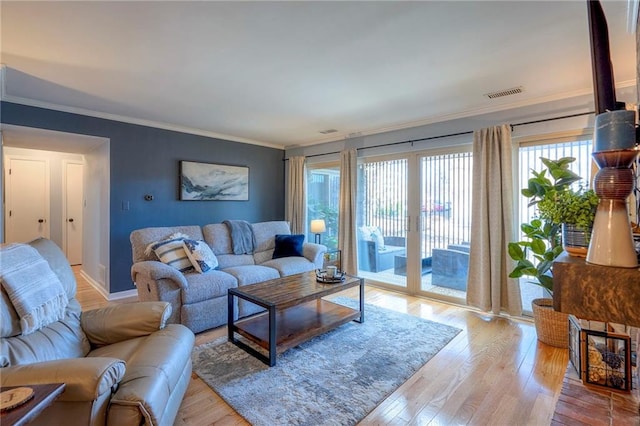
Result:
[38, 219, 44, 223]
[68, 218, 74, 222]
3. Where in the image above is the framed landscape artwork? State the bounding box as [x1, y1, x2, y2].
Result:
[180, 161, 249, 201]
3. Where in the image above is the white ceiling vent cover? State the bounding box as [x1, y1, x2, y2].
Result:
[485, 86, 524, 99]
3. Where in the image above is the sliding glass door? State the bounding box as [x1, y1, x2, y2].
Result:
[516, 137, 592, 315]
[418, 150, 472, 303]
[356, 149, 472, 303]
[356, 156, 408, 289]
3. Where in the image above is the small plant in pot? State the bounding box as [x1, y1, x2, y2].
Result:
[508, 157, 594, 347]
[537, 187, 598, 257]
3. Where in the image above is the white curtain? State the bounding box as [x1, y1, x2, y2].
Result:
[339, 149, 358, 275]
[286, 156, 306, 234]
[466, 125, 522, 316]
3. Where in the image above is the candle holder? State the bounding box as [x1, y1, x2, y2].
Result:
[586, 149, 639, 267]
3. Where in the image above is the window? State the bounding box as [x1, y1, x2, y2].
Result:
[307, 164, 340, 250]
[518, 139, 593, 229]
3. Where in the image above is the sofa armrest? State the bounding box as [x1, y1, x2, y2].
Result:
[81, 302, 172, 347]
[131, 261, 188, 289]
[303, 243, 327, 268]
[1, 357, 125, 401]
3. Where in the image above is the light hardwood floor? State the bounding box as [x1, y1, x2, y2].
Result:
[74, 267, 568, 425]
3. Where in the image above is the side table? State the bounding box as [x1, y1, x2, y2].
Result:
[1, 383, 66, 426]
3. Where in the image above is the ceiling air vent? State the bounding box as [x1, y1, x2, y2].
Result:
[319, 129, 338, 134]
[485, 86, 524, 99]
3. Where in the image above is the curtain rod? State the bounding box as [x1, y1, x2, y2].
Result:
[284, 110, 595, 161]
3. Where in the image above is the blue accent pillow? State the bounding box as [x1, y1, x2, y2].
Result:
[272, 234, 305, 259]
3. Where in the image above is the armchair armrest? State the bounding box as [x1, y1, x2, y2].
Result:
[131, 261, 188, 289]
[303, 243, 327, 268]
[81, 302, 172, 347]
[1, 357, 125, 401]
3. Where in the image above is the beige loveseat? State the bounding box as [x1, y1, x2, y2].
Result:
[0, 238, 195, 426]
[130, 221, 326, 333]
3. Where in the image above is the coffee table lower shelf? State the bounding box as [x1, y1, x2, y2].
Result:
[230, 299, 361, 365]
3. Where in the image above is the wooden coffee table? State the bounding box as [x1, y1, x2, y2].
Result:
[227, 271, 364, 366]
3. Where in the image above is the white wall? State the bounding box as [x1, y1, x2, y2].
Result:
[83, 142, 110, 292]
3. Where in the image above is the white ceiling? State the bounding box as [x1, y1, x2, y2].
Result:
[0, 1, 637, 149]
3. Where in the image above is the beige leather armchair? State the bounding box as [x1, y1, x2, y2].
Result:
[1, 238, 195, 425]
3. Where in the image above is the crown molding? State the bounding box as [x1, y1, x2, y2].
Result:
[628, 0, 639, 33]
[0, 92, 286, 150]
[294, 79, 637, 148]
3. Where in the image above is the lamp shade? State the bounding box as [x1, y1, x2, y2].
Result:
[310, 219, 326, 234]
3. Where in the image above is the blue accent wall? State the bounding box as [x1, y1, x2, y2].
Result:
[1, 102, 285, 292]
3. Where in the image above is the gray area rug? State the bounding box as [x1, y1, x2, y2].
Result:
[192, 297, 461, 426]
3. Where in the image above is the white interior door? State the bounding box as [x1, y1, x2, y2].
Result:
[64, 161, 83, 265]
[4, 156, 50, 243]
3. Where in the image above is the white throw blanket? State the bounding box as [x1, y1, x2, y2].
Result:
[0, 243, 68, 335]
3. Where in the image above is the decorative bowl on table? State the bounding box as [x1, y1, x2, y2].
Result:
[315, 269, 346, 284]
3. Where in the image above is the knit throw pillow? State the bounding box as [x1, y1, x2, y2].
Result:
[182, 239, 218, 273]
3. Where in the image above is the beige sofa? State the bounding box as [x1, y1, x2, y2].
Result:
[0, 238, 195, 426]
[130, 221, 326, 333]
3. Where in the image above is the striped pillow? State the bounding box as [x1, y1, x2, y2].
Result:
[150, 235, 194, 273]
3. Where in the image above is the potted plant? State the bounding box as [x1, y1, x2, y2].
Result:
[508, 157, 591, 347]
[537, 187, 599, 257]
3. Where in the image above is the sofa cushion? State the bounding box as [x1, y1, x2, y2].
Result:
[202, 224, 256, 269]
[359, 225, 385, 248]
[222, 265, 280, 286]
[252, 221, 292, 252]
[182, 271, 237, 305]
[1, 300, 90, 366]
[272, 234, 304, 259]
[261, 257, 317, 277]
[148, 235, 194, 273]
[182, 239, 218, 273]
[202, 223, 232, 255]
[131, 226, 204, 263]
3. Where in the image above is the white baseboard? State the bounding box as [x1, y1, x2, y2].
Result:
[109, 289, 138, 301]
[79, 270, 137, 301]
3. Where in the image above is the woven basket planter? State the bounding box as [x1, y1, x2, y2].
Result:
[531, 298, 569, 348]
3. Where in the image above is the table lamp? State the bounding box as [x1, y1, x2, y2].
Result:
[310, 219, 326, 244]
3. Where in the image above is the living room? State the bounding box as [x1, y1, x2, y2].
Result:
[1, 1, 639, 424]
